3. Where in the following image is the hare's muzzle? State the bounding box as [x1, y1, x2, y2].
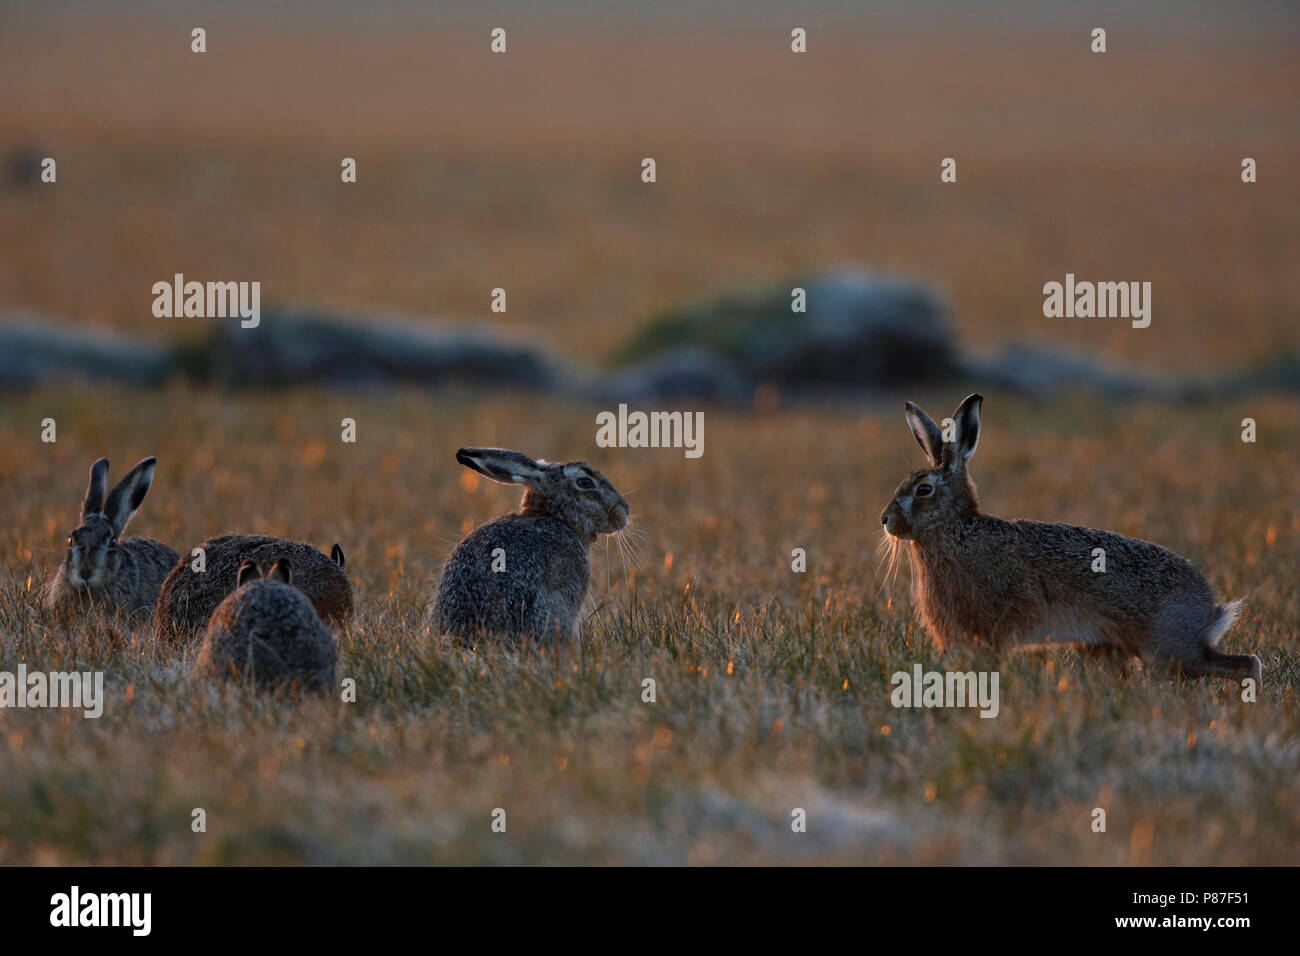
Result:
[68, 546, 93, 584]
[881, 501, 909, 538]
[609, 502, 630, 532]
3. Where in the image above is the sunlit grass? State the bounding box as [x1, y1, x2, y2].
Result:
[0, 385, 1295, 864]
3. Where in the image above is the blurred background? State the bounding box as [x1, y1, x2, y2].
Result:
[2, 0, 1296, 373]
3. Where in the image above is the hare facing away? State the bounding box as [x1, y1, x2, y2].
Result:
[196, 558, 336, 691]
[154, 534, 351, 643]
[44, 457, 179, 619]
[880, 394, 1261, 683]
[431, 447, 629, 645]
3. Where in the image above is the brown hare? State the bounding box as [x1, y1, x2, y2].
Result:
[44, 457, 178, 619]
[154, 534, 351, 643]
[430, 447, 629, 645]
[196, 557, 336, 692]
[880, 394, 1261, 684]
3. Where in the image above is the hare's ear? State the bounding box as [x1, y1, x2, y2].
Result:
[455, 448, 550, 489]
[952, 393, 983, 464]
[237, 559, 262, 586]
[83, 458, 110, 517]
[904, 402, 944, 467]
[330, 543, 345, 570]
[268, 558, 292, 585]
[103, 456, 156, 535]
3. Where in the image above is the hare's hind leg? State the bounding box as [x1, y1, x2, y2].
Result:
[1185, 598, 1260, 684]
[1145, 594, 1259, 683]
[1180, 649, 1261, 685]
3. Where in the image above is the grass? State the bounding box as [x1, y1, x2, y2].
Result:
[0, 385, 1296, 864]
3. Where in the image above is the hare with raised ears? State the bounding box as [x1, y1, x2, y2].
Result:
[196, 558, 337, 692]
[44, 457, 179, 618]
[431, 447, 629, 645]
[880, 394, 1261, 684]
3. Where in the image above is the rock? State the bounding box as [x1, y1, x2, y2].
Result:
[959, 344, 1174, 399]
[6, 145, 45, 188]
[589, 345, 754, 404]
[203, 307, 573, 391]
[0, 315, 174, 388]
[1205, 351, 1300, 400]
[613, 269, 955, 391]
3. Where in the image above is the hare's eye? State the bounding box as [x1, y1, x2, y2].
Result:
[915, 483, 934, 498]
[576, 477, 596, 490]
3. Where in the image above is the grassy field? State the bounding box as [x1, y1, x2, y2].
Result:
[0, 385, 1296, 864]
[0, 7, 1297, 864]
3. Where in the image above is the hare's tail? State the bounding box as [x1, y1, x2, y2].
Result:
[1183, 598, 1259, 685]
[1203, 598, 1246, 649]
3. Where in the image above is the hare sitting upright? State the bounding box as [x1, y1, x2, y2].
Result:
[431, 447, 629, 645]
[880, 394, 1261, 683]
[44, 457, 179, 619]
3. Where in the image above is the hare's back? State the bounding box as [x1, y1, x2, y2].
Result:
[156, 534, 351, 641]
[436, 515, 588, 638]
[199, 582, 336, 690]
[123, 537, 181, 579]
[446, 515, 587, 579]
[1006, 518, 1212, 608]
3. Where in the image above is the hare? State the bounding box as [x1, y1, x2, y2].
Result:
[154, 534, 351, 642]
[44, 457, 179, 618]
[196, 558, 336, 691]
[431, 447, 629, 645]
[880, 394, 1261, 683]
